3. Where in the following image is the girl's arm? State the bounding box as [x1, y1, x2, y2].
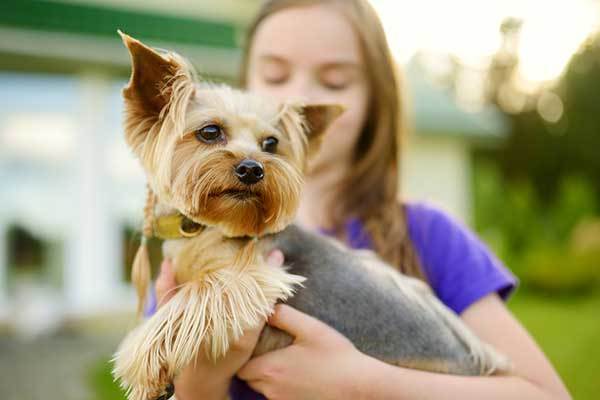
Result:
[238, 294, 571, 400]
[354, 293, 571, 400]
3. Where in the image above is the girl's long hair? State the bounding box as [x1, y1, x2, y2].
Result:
[240, 0, 425, 280]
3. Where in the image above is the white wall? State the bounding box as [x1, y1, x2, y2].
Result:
[402, 134, 472, 224]
[0, 72, 140, 330]
[63, 72, 129, 316]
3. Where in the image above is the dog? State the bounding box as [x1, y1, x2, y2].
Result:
[112, 32, 510, 400]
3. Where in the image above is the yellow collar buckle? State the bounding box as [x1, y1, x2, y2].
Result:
[153, 214, 204, 240]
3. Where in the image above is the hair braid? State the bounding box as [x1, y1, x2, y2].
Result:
[131, 185, 156, 316]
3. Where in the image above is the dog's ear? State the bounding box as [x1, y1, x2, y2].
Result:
[300, 104, 345, 156]
[118, 31, 196, 157]
[119, 30, 193, 114]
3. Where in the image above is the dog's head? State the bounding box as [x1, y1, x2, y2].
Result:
[119, 32, 342, 237]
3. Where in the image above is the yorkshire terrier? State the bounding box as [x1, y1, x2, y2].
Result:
[112, 32, 509, 400]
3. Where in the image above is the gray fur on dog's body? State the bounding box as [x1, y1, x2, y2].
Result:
[255, 224, 506, 376]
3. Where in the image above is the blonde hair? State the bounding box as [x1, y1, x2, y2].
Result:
[240, 0, 425, 280]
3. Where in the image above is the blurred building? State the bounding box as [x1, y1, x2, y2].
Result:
[0, 0, 507, 333]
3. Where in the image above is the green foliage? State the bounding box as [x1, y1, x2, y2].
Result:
[473, 162, 600, 294]
[474, 29, 600, 296]
[88, 358, 126, 400]
[521, 245, 600, 294]
[487, 31, 600, 203]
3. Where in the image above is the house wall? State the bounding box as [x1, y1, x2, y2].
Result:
[0, 72, 141, 329]
[402, 134, 472, 224]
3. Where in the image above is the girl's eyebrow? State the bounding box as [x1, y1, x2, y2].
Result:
[319, 61, 362, 72]
[259, 54, 361, 71]
[258, 54, 289, 65]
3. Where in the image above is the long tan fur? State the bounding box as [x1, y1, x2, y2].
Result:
[113, 230, 305, 399]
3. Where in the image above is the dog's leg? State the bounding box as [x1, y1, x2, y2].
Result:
[358, 252, 511, 375]
[112, 283, 212, 400]
[403, 276, 512, 375]
[113, 261, 304, 400]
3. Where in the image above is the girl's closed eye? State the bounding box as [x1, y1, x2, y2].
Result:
[319, 64, 360, 91]
[260, 58, 290, 85]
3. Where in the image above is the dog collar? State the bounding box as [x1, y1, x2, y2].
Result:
[153, 214, 204, 240]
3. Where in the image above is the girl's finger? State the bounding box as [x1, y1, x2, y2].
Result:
[266, 248, 284, 267]
[237, 352, 273, 381]
[243, 379, 269, 397]
[267, 304, 325, 339]
[155, 258, 177, 305]
[230, 319, 267, 351]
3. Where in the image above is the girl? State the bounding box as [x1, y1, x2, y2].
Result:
[153, 1, 571, 399]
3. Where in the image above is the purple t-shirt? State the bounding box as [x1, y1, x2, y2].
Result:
[229, 202, 517, 399]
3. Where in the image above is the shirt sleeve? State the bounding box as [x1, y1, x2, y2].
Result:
[406, 202, 518, 315]
[143, 284, 158, 317]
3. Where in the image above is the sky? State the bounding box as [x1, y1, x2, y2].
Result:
[370, 0, 600, 87]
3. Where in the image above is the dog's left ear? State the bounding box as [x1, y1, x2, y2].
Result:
[300, 104, 345, 155]
[119, 30, 193, 114]
[118, 30, 196, 157]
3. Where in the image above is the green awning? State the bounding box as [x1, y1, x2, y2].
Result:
[0, 0, 238, 49]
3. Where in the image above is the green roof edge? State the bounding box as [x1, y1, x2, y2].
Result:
[0, 0, 239, 48]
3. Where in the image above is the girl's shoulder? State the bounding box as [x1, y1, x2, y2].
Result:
[404, 202, 517, 314]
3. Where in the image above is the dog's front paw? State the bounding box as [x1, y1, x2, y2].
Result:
[124, 382, 174, 400]
[154, 383, 175, 400]
[113, 284, 212, 400]
[114, 364, 174, 400]
[112, 324, 177, 400]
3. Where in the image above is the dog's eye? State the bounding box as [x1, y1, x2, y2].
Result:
[195, 124, 224, 143]
[261, 136, 279, 153]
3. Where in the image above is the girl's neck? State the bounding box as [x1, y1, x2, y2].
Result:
[295, 164, 348, 231]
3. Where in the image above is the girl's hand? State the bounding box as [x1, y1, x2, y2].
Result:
[237, 304, 370, 400]
[155, 250, 285, 400]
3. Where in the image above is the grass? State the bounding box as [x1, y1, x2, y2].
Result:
[508, 290, 600, 400]
[89, 290, 600, 399]
[89, 360, 126, 400]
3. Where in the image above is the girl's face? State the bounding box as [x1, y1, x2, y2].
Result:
[246, 4, 370, 175]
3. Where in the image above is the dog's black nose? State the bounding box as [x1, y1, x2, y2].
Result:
[235, 159, 264, 185]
